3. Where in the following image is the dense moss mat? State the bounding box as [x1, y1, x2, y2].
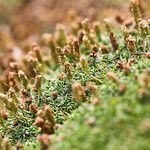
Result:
[0, 1, 150, 148]
[51, 56, 150, 150]
[1, 30, 150, 148]
[0, 69, 79, 143]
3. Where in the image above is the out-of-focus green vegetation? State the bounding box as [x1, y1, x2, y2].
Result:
[0, 0, 21, 6]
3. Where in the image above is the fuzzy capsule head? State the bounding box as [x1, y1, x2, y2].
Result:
[56, 24, 65, 32]
[8, 71, 16, 87]
[139, 73, 149, 88]
[51, 91, 58, 100]
[67, 9, 77, 22]
[32, 42, 43, 63]
[144, 52, 150, 59]
[131, 0, 140, 10]
[70, 20, 80, 35]
[100, 45, 109, 54]
[107, 72, 119, 84]
[63, 46, 71, 56]
[37, 110, 45, 118]
[104, 18, 112, 33]
[130, 0, 141, 28]
[126, 36, 136, 54]
[56, 46, 63, 55]
[138, 88, 147, 97]
[85, 117, 96, 126]
[81, 18, 90, 32]
[55, 46, 66, 64]
[115, 15, 125, 24]
[72, 82, 86, 101]
[26, 55, 38, 67]
[1, 111, 8, 120]
[57, 73, 65, 80]
[8, 72, 16, 81]
[42, 33, 53, 45]
[78, 30, 85, 44]
[116, 60, 124, 69]
[92, 44, 99, 53]
[122, 26, 129, 43]
[0, 93, 8, 104]
[32, 41, 38, 49]
[64, 62, 72, 79]
[34, 117, 45, 127]
[55, 24, 67, 47]
[18, 70, 28, 88]
[128, 58, 136, 66]
[89, 30, 97, 44]
[119, 84, 126, 93]
[35, 116, 54, 134]
[82, 35, 91, 49]
[1, 137, 12, 150]
[72, 38, 80, 60]
[38, 134, 50, 146]
[92, 21, 101, 36]
[90, 51, 97, 58]
[109, 32, 119, 51]
[72, 82, 83, 91]
[91, 97, 101, 105]
[7, 98, 18, 113]
[8, 87, 15, 96]
[20, 89, 30, 98]
[9, 62, 18, 73]
[15, 143, 23, 150]
[123, 18, 134, 27]
[82, 35, 88, 43]
[44, 105, 54, 117]
[86, 82, 98, 94]
[139, 19, 149, 35]
[34, 75, 43, 92]
[8, 87, 18, 104]
[80, 55, 89, 72]
[44, 105, 55, 126]
[29, 103, 38, 114]
[123, 63, 131, 74]
[139, 20, 149, 30]
[72, 39, 80, 53]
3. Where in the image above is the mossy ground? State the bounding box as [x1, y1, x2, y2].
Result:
[1, 28, 150, 149]
[0, 1, 150, 149]
[51, 55, 150, 150]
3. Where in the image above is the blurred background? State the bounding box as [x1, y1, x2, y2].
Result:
[0, 0, 149, 45]
[0, 0, 149, 91]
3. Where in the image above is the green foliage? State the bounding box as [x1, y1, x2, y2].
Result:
[0, 0, 21, 6]
[0, 111, 40, 143]
[24, 141, 41, 150]
[51, 56, 150, 150]
[0, 1, 149, 149]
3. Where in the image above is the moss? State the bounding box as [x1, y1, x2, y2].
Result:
[51, 56, 150, 150]
[0, 1, 149, 149]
